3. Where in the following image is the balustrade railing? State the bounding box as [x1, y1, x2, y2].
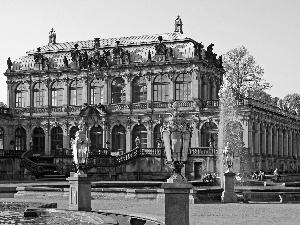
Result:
[189, 147, 216, 155]
[177, 101, 194, 108]
[0, 150, 25, 157]
[202, 100, 219, 107]
[140, 148, 164, 157]
[110, 103, 129, 111]
[89, 148, 109, 156]
[54, 148, 73, 156]
[131, 103, 147, 110]
[152, 102, 169, 108]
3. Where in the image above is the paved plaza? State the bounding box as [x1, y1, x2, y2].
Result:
[1, 197, 300, 225]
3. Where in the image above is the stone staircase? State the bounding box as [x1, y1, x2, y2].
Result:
[30, 157, 66, 181]
[21, 149, 66, 180]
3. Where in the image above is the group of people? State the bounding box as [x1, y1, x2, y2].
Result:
[202, 173, 217, 183]
[252, 168, 281, 181]
[252, 170, 266, 181]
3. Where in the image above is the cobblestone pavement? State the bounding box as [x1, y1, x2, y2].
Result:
[1, 197, 300, 225]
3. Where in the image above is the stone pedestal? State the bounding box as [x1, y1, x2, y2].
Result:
[67, 173, 92, 211]
[221, 172, 237, 203]
[161, 181, 193, 225]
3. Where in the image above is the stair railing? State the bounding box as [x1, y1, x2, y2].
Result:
[21, 149, 43, 175]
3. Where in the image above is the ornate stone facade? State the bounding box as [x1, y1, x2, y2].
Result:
[2, 22, 300, 180]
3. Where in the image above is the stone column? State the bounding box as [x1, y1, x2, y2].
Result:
[103, 77, 110, 105]
[221, 172, 237, 203]
[62, 78, 69, 107]
[275, 127, 278, 156]
[67, 173, 92, 211]
[124, 75, 132, 104]
[126, 126, 132, 153]
[162, 181, 193, 225]
[191, 70, 198, 100]
[82, 76, 88, 104]
[168, 73, 174, 102]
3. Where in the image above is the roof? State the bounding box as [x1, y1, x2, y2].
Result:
[11, 32, 197, 71]
[26, 32, 189, 54]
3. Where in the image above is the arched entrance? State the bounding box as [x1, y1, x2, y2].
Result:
[32, 127, 45, 155]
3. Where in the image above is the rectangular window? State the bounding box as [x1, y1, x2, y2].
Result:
[16, 93, 26, 108]
[52, 91, 57, 106]
[35, 91, 44, 107]
[91, 87, 103, 105]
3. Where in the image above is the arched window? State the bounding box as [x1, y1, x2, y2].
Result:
[51, 127, 63, 154]
[132, 124, 147, 149]
[91, 79, 104, 105]
[70, 80, 83, 106]
[153, 75, 169, 102]
[15, 127, 26, 151]
[153, 124, 162, 148]
[90, 126, 103, 151]
[32, 127, 45, 155]
[0, 128, 4, 150]
[15, 83, 27, 108]
[111, 78, 125, 104]
[33, 82, 46, 107]
[201, 122, 218, 147]
[112, 125, 126, 153]
[132, 76, 147, 103]
[175, 74, 191, 101]
[51, 81, 64, 107]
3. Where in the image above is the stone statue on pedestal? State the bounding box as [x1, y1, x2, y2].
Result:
[223, 142, 234, 173]
[71, 121, 89, 175]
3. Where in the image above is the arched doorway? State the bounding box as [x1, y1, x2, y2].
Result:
[132, 124, 147, 149]
[15, 127, 26, 151]
[200, 122, 218, 148]
[51, 127, 63, 155]
[32, 127, 45, 155]
[112, 125, 126, 154]
[90, 126, 103, 152]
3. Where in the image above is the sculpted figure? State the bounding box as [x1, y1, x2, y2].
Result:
[174, 15, 183, 34]
[155, 36, 167, 55]
[49, 28, 56, 44]
[7, 57, 12, 70]
[63, 56, 68, 67]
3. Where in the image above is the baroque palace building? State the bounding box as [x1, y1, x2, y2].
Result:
[1, 18, 300, 181]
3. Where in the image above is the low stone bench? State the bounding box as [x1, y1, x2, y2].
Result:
[242, 191, 300, 203]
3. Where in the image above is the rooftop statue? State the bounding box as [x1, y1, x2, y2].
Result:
[49, 28, 56, 45]
[155, 36, 167, 55]
[7, 57, 12, 70]
[174, 15, 183, 34]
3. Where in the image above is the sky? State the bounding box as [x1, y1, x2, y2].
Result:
[0, 0, 300, 105]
